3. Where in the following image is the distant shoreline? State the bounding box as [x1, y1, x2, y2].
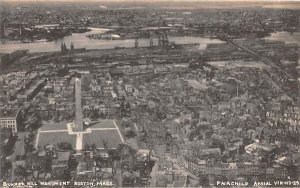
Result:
[0, 1, 300, 10]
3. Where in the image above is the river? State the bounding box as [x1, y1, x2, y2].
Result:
[265, 31, 300, 65]
[1, 29, 299, 64]
[0, 27, 224, 53]
[265, 31, 300, 45]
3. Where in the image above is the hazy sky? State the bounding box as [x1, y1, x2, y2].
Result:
[1, 0, 299, 5]
[1, 0, 299, 2]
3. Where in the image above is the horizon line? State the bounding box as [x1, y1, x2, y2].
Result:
[1, 0, 300, 2]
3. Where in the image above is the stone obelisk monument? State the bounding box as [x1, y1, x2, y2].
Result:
[74, 77, 83, 132]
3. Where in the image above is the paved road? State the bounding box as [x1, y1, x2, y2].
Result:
[114, 161, 122, 187]
[10, 132, 25, 181]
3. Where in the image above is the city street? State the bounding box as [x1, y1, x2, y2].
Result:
[9, 132, 25, 181]
[114, 161, 123, 187]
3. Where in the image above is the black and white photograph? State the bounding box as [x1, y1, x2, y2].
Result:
[0, 0, 299, 187]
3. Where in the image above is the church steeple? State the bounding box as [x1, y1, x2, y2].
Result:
[61, 42, 67, 54]
[70, 42, 74, 51]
